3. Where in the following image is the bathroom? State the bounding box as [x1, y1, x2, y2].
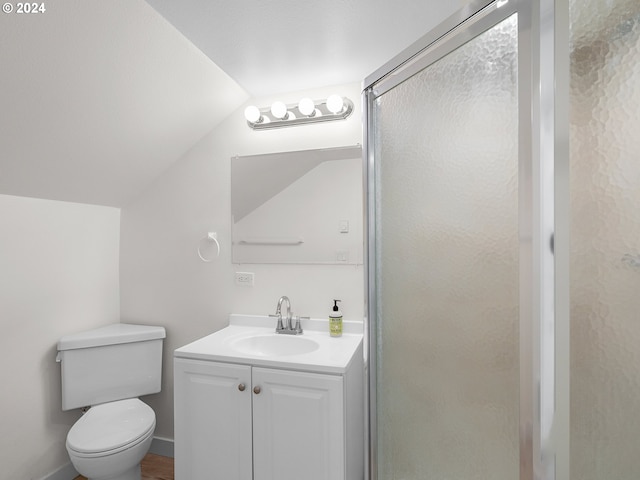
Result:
[2, 0, 640, 479]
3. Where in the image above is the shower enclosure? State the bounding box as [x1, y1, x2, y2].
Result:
[365, 0, 640, 478]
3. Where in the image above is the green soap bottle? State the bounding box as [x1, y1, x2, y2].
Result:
[329, 299, 342, 337]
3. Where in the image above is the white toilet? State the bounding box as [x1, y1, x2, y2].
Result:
[56, 323, 166, 480]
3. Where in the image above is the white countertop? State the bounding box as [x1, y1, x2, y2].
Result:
[174, 314, 364, 374]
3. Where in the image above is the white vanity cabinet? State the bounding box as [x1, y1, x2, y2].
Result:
[252, 367, 346, 480]
[174, 359, 253, 480]
[174, 335, 364, 480]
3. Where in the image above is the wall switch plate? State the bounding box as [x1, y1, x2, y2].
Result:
[336, 251, 349, 262]
[339, 220, 350, 233]
[235, 272, 254, 286]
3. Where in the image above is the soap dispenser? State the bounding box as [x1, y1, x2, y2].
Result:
[329, 300, 343, 337]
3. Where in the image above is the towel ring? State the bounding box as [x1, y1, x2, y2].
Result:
[197, 232, 221, 262]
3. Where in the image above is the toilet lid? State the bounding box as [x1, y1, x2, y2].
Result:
[67, 398, 155, 454]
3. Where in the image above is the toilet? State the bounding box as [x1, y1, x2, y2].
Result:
[56, 323, 166, 480]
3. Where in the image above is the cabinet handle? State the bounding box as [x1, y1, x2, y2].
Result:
[253, 386, 261, 395]
[238, 383, 246, 392]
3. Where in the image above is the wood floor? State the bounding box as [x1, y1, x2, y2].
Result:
[73, 453, 173, 480]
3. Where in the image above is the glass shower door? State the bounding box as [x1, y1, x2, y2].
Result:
[570, 0, 640, 478]
[370, 12, 520, 480]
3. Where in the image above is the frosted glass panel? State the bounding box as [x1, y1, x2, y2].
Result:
[570, 1, 640, 478]
[374, 15, 519, 479]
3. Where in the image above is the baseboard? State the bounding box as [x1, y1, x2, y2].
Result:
[149, 436, 174, 458]
[38, 462, 78, 480]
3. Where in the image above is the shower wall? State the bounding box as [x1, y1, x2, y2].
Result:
[570, 0, 640, 478]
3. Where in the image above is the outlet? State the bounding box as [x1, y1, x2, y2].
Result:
[235, 271, 254, 286]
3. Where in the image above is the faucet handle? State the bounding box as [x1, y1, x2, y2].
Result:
[269, 313, 284, 331]
[293, 316, 308, 334]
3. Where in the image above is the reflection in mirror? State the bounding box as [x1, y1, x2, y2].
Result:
[231, 146, 363, 264]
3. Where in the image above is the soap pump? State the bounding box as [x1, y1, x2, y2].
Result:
[329, 299, 343, 337]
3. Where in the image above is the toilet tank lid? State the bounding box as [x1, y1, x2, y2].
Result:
[57, 323, 166, 351]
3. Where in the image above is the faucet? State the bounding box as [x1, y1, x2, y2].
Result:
[277, 295, 292, 330]
[270, 296, 305, 335]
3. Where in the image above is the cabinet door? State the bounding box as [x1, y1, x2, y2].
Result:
[174, 358, 252, 480]
[252, 367, 345, 480]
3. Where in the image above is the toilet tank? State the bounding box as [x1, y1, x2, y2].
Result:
[57, 323, 166, 410]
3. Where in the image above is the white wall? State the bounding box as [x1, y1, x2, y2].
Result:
[0, 194, 120, 479]
[120, 82, 364, 439]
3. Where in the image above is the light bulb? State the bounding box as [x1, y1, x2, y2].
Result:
[270, 101, 288, 120]
[244, 105, 262, 123]
[326, 94, 344, 114]
[298, 98, 316, 116]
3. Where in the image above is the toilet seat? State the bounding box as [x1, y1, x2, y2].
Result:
[67, 398, 155, 457]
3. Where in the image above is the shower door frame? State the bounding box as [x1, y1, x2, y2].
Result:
[363, 0, 569, 479]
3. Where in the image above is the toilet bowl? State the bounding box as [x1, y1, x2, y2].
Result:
[66, 398, 156, 480]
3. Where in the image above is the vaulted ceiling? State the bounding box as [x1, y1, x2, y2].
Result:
[0, 0, 464, 207]
[0, 0, 247, 207]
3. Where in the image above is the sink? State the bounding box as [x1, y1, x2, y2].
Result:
[174, 315, 364, 373]
[231, 334, 320, 357]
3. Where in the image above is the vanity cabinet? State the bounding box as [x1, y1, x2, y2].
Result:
[174, 357, 363, 480]
[174, 359, 252, 480]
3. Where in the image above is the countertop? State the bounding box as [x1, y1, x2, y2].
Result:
[174, 314, 364, 374]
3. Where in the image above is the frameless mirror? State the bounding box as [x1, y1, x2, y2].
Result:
[231, 145, 363, 264]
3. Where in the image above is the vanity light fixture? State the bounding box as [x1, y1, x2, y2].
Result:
[244, 95, 354, 130]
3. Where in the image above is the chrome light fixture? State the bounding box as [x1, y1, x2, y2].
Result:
[244, 95, 354, 130]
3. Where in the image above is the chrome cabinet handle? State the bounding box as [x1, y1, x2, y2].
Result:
[253, 386, 261, 394]
[238, 383, 246, 392]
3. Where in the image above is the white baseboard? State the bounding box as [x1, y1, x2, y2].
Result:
[149, 436, 175, 458]
[40, 436, 174, 479]
[38, 462, 78, 480]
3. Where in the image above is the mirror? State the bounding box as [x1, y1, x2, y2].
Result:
[231, 146, 363, 264]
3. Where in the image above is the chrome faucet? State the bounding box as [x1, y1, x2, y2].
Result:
[277, 295, 292, 330]
[270, 296, 305, 335]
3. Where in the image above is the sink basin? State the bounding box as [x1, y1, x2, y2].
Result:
[231, 334, 320, 356]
